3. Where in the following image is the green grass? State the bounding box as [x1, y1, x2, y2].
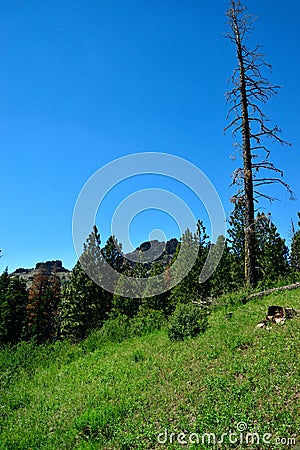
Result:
[0, 289, 299, 449]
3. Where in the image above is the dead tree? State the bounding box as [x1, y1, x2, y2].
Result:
[225, 0, 293, 287]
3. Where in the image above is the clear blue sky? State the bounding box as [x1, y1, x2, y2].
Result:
[1, 0, 299, 272]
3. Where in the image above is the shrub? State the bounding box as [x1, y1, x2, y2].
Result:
[99, 315, 130, 343]
[129, 309, 165, 337]
[98, 310, 165, 344]
[168, 303, 208, 341]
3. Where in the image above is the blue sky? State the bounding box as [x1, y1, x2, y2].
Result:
[1, 0, 299, 272]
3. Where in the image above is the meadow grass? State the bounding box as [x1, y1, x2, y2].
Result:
[0, 289, 299, 449]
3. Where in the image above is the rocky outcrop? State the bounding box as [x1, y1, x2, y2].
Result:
[35, 260, 64, 273]
[14, 268, 31, 274]
[125, 238, 179, 268]
[10, 260, 70, 288]
[165, 238, 179, 256]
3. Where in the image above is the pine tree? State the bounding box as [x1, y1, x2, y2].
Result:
[26, 269, 60, 342]
[255, 213, 289, 283]
[0, 270, 28, 343]
[209, 236, 235, 296]
[227, 201, 247, 287]
[228, 203, 289, 287]
[291, 213, 300, 272]
[59, 227, 109, 340]
[79, 225, 103, 286]
[101, 235, 124, 299]
[102, 235, 123, 272]
[141, 261, 172, 316]
[169, 223, 210, 305]
[111, 253, 147, 318]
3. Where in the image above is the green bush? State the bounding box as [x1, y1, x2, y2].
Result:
[98, 310, 165, 344]
[168, 303, 208, 341]
[129, 309, 165, 337]
[99, 315, 130, 343]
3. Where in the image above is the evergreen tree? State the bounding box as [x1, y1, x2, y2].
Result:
[80, 225, 103, 286]
[141, 261, 173, 316]
[255, 213, 289, 282]
[169, 222, 210, 305]
[111, 254, 147, 318]
[227, 201, 247, 287]
[0, 270, 28, 343]
[98, 235, 124, 315]
[26, 269, 60, 342]
[60, 226, 109, 340]
[209, 236, 235, 296]
[228, 203, 289, 287]
[101, 235, 123, 272]
[291, 213, 300, 272]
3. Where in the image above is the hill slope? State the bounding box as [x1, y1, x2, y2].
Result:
[0, 289, 299, 449]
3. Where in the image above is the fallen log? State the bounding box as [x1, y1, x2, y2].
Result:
[248, 282, 300, 299]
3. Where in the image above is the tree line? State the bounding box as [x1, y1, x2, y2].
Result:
[1, 208, 300, 345]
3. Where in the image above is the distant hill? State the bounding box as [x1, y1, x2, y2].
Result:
[10, 238, 180, 286]
[10, 260, 70, 287]
[125, 238, 179, 268]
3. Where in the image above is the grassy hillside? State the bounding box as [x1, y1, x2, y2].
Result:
[0, 289, 299, 449]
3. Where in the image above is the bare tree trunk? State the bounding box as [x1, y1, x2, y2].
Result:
[234, 10, 256, 287]
[225, 1, 293, 288]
